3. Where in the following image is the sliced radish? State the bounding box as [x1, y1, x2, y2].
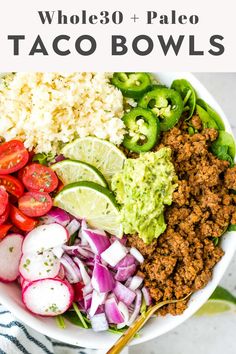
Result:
[52, 246, 64, 259]
[22, 278, 74, 316]
[21, 279, 30, 290]
[0, 234, 23, 282]
[18, 276, 29, 290]
[22, 223, 69, 254]
[19, 250, 60, 281]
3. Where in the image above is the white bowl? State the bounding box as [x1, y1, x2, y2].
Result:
[0, 72, 235, 350]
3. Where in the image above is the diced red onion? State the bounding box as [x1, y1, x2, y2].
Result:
[85, 260, 95, 267]
[130, 247, 144, 263]
[124, 277, 132, 288]
[55, 154, 65, 163]
[74, 238, 81, 245]
[82, 228, 110, 255]
[114, 254, 136, 269]
[63, 245, 94, 259]
[110, 235, 127, 245]
[84, 293, 92, 310]
[57, 265, 65, 279]
[73, 257, 91, 285]
[90, 290, 107, 317]
[105, 297, 124, 324]
[60, 254, 81, 284]
[101, 240, 128, 267]
[81, 219, 87, 229]
[40, 207, 70, 227]
[91, 313, 109, 332]
[129, 275, 143, 291]
[86, 268, 93, 277]
[76, 246, 94, 259]
[83, 282, 93, 296]
[79, 219, 89, 245]
[115, 264, 137, 282]
[113, 281, 136, 307]
[94, 255, 101, 263]
[116, 302, 129, 329]
[127, 289, 142, 326]
[65, 270, 76, 284]
[91, 262, 115, 293]
[95, 305, 105, 315]
[142, 286, 152, 306]
[66, 219, 81, 236]
[62, 245, 79, 256]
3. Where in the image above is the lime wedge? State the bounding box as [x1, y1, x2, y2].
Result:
[54, 181, 122, 237]
[61, 137, 126, 184]
[196, 286, 236, 316]
[51, 160, 107, 187]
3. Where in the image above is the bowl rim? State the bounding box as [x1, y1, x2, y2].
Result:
[0, 72, 235, 349]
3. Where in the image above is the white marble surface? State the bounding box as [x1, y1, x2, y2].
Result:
[130, 73, 236, 354]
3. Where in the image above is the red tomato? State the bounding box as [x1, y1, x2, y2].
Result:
[17, 168, 25, 182]
[22, 164, 58, 193]
[0, 204, 10, 225]
[73, 282, 84, 302]
[9, 205, 37, 232]
[0, 175, 24, 198]
[0, 187, 9, 215]
[0, 140, 29, 175]
[18, 191, 52, 217]
[0, 224, 12, 240]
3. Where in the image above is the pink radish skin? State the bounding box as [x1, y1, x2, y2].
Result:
[22, 223, 69, 255]
[22, 278, 74, 317]
[19, 276, 30, 290]
[0, 234, 24, 283]
[22, 279, 30, 290]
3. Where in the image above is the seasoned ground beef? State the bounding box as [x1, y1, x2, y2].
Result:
[127, 115, 236, 315]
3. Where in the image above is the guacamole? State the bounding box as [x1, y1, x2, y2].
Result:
[111, 147, 177, 243]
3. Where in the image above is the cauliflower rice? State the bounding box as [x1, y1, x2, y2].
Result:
[0, 72, 125, 155]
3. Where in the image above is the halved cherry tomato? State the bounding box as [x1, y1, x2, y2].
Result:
[0, 187, 9, 215]
[22, 164, 58, 193]
[9, 205, 37, 232]
[0, 204, 10, 225]
[18, 191, 52, 217]
[0, 175, 24, 198]
[0, 140, 29, 174]
[0, 224, 12, 240]
[17, 168, 25, 182]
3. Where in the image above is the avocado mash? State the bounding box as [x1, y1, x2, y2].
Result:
[111, 147, 177, 243]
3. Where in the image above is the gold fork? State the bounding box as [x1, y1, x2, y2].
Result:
[106, 294, 191, 354]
